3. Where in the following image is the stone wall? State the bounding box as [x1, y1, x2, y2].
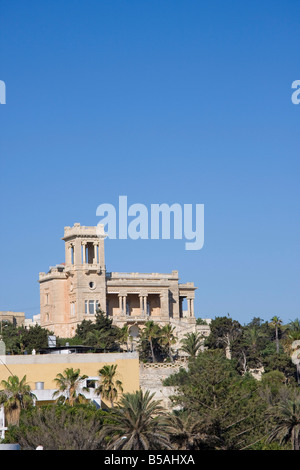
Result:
[139, 361, 188, 410]
[0, 311, 25, 327]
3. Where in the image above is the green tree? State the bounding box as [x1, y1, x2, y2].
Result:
[180, 331, 203, 359]
[167, 411, 224, 450]
[281, 319, 300, 355]
[0, 375, 35, 426]
[205, 316, 242, 360]
[233, 323, 269, 373]
[96, 364, 123, 408]
[258, 371, 288, 407]
[94, 310, 122, 350]
[165, 350, 267, 449]
[0, 321, 20, 354]
[21, 324, 52, 352]
[268, 390, 300, 450]
[244, 327, 266, 354]
[7, 405, 105, 450]
[139, 321, 161, 363]
[0, 321, 54, 354]
[159, 324, 177, 361]
[288, 319, 300, 332]
[270, 316, 283, 354]
[84, 329, 114, 350]
[262, 352, 296, 384]
[118, 325, 130, 352]
[100, 389, 171, 450]
[74, 311, 121, 351]
[74, 318, 94, 339]
[53, 368, 88, 406]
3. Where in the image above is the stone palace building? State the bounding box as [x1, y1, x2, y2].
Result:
[39, 223, 203, 341]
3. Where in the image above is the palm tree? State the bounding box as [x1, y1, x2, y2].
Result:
[281, 319, 300, 356]
[100, 389, 172, 450]
[268, 392, 300, 450]
[282, 330, 300, 356]
[180, 331, 203, 359]
[244, 326, 265, 353]
[0, 375, 35, 426]
[270, 316, 282, 354]
[159, 324, 177, 361]
[53, 368, 88, 406]
[289, 319, 300, 332]
[119, 325, 130, 352]
[166, 411, 204, 450]
[167, 411, 223, 450]
[96, 364, 123, 408]
[141, 321, 161, 363]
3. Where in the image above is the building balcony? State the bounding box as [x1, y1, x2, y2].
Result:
[111, 314, 169, 324]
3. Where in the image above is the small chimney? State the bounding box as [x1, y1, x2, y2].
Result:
[35, 382, 44, 390]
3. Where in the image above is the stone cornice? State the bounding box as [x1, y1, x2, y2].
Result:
[62, 223, 106, 241]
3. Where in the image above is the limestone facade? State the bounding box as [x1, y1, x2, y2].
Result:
[39, 223, 199, 339]
[0, 311, 25, 327]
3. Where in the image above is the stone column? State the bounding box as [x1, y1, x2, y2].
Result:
[93, 242, 98, 264]
[66, 243, 73, 265]
[73, 238, 82, 266]
[160, 291, 169, 319]
[82, 242, 86, 264]
[119, 294, 123, 315]
[123, 295, 127, 316]
[139, 294, 144, 316]
[179, 297, 183, 319]
[143, 295, 148, 316]
[98, 238, 105, 270]
[187, 298, 191, 317]
[190, 298, 194, 317]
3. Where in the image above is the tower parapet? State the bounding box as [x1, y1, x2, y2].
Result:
[62, 223, 106, 271]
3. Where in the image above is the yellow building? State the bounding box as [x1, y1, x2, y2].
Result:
[0, 351, 139, 408]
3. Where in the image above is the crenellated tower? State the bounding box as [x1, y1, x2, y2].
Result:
[39, 223, 107, 337]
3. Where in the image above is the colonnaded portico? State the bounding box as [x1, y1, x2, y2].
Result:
[39, 223, 198, 339]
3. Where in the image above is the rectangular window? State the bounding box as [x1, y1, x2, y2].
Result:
[89, 300, 94, 314]
[70, 303, 75, 317]
[85, 300, 99, 314]
[86, 379, 96, 389]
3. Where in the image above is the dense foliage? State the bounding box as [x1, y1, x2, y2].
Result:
[6, 404, 107, 450]
[1, 314, 300, 450]
[68, 310, 122, 351]
[0, 322, 53, 354]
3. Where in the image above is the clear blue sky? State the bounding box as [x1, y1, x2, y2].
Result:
[0, 1, 299, 325]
